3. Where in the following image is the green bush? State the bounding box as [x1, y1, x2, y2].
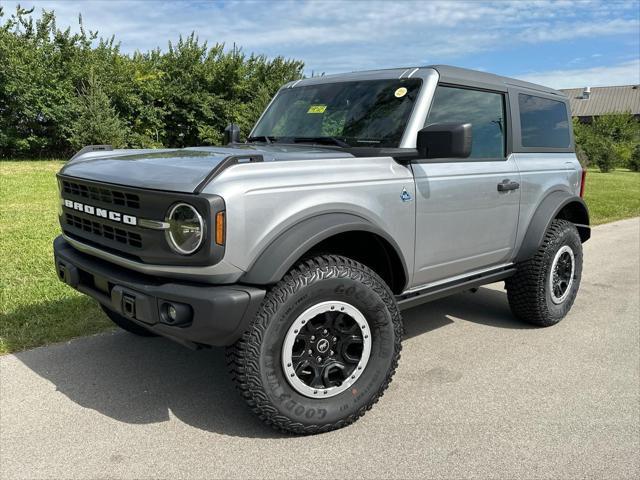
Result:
[630, 144, 640, 172]
[0, 6, 303, 158]
[592, 140, 617, 173]
[575, 143, 589, 168]
[573, 114, 640, 172]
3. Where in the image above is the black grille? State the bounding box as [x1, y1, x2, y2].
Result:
[62, 180, 140, 209]
[58, 174, 224, 266]
[65, 213, 142, 248]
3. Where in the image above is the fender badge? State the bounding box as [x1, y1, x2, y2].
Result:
[400, 187, 412, 202]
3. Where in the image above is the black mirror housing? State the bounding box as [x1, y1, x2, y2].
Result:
[223, 124, 241, 145]
[417, 123, 472, 159]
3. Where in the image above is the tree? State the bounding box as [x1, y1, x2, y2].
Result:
[0, 6, 303, 158]
[573, 114, 640, 172]
[574, 143, 589, 168]
[68, 73, 128, 149]
[630, 144, 640, 172]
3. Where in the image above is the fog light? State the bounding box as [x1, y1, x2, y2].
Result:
[160, 302, 192, 327]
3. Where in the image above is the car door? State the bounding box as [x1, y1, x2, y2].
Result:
[411, 85, 521, 286]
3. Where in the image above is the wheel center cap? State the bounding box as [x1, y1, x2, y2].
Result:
[316, 338, 330, 353]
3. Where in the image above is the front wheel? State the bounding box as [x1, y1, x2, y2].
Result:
[226, 255, 403, 434]
[506, 219, 583, 327]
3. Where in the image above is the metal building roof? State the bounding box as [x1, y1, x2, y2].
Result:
[560, 85, 640, 117]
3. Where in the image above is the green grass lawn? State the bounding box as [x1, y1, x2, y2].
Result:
[0, 161, 111, 354]
[1, 161, 638, 354]
[583, 169, 640, 225]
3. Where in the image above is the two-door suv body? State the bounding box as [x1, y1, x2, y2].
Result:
[54, 65, 589, 434]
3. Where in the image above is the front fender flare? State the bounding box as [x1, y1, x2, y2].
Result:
[240, 212, 409, 286]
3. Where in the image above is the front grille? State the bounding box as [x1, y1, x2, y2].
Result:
[62, 180, 140, 209]
[58, 174, 223, 266]
[65, 213, 142, 248]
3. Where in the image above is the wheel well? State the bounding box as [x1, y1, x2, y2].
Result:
[297, 231, 407, 294]
[555, 201, 590, 242]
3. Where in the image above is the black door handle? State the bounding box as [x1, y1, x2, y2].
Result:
[497, 179, 520, 192]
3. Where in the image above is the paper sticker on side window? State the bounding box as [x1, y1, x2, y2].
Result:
[307, 104, 327, 114]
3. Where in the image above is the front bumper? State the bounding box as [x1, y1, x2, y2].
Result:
[53, 236, 265, 347]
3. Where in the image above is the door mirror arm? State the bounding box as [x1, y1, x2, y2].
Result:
[224, 123, 241, 145]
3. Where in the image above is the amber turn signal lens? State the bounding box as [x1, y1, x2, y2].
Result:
[215, 211, 225, 245]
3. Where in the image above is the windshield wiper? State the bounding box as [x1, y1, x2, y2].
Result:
[289, 136, 351, 148]
[246, 135, 277, 144]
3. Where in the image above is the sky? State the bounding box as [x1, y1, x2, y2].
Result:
[2, 0, 639, 89]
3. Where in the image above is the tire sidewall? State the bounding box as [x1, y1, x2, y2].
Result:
[542, 224, 583, 321]
[256, 272, 398, 427]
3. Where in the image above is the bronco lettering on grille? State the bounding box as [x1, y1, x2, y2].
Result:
[63, 199, 137, 226]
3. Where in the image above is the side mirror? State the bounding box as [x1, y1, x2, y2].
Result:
[223, 123, 241, 145]
[417, 123, 472, 159]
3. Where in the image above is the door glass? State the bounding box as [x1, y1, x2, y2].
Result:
[426, 86, 506, 158]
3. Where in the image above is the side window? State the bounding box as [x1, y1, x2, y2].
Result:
[518, 94, 570, 148]
[426, 86, 505, 158]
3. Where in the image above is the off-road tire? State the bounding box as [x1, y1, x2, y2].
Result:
[101, 305, 159, 337]
[226, 255, 403, 435]
[506, 219, 583, 327]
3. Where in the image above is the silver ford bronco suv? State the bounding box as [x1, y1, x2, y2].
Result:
[53, 65, 590, 434]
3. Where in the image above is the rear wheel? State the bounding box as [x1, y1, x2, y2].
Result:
[100, 305, 158, 337]
[226, 255, 403, 434]
[506, 219, 583, 327]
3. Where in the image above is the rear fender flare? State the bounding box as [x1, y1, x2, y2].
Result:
[515, 191, 590, 263]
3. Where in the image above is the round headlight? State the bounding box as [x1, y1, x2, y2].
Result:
[166, 203, 204, 255]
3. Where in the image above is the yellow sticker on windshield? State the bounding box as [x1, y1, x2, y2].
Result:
[394, 87, 408, 98]
[307, 104, 327, 114]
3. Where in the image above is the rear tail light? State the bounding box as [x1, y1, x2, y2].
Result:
[579, 169, 587, 198]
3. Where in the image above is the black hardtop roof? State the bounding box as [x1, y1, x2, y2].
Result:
[289, 65, 565, 98]
[430, 65, 564, 97]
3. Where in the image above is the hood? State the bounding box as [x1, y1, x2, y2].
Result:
[60, 145, 354, 193]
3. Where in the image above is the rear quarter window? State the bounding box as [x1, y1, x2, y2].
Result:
[518, 94, 570, 148]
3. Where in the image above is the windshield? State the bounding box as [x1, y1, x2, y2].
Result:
[251, 79, 422, 148]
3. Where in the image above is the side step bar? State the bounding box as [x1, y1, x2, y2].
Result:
[396, 267, 516, 311]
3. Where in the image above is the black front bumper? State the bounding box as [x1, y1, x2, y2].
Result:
[53, 236, 265, 347]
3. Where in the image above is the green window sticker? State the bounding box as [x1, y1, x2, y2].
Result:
[307, 104, 327, 114]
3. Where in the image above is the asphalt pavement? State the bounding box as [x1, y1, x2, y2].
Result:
[1, 217, 638, 479]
